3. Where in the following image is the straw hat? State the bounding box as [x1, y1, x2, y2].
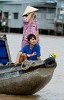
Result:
[23, 6, 39, 16]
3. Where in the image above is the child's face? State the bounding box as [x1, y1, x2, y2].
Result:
[29, 37, 36, 46]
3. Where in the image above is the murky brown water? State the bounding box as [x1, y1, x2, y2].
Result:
[0, 94, 41, 100]
[0, 33, 64, 100]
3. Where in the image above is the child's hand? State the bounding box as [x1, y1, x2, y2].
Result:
[32, 52, 36, 56]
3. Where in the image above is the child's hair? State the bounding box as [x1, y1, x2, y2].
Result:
[27, 34, 36, 41]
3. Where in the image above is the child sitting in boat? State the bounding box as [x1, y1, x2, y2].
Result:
[15, 34, 41, 65]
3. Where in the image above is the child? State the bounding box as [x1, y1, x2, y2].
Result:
[15, 34, 41, 64]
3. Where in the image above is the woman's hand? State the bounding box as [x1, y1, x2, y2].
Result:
[30, 12, 36, 17]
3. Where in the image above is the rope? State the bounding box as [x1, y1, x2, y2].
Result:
[21, 60, 36, 70]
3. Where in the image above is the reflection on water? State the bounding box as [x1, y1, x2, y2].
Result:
[0, 33, 64, 100]
[0, 94, 41, 100]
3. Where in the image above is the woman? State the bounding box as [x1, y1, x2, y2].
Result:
[22, 6, 39, 48]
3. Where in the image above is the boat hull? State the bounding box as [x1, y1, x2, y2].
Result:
[0, 67, 55, 95]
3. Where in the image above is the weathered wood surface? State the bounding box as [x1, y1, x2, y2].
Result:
[0, 58, 56, 95]
[0, 67, 55, 95]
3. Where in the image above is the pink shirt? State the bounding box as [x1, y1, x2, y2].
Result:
[22, 16, 39, 41]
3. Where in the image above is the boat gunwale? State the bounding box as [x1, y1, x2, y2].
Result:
[0, 59, 56, 75]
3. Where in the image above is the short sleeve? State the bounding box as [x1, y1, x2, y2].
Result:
[36, 44, 41, 57]
[19, 46, 26, 53]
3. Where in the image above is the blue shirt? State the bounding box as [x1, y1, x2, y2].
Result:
[20, 44, 41, 60]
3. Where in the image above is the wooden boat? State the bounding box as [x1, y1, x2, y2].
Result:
[0, 34, 57, 95]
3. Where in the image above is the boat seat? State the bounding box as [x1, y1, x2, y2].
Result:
[0, 34, 11, 65]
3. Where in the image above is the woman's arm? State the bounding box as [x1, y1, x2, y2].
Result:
[23, 12, 35, 22]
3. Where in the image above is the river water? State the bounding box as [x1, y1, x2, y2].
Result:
[0, 33, 64, 100]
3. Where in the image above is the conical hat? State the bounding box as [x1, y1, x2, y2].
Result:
[23, 6, 39, 16]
